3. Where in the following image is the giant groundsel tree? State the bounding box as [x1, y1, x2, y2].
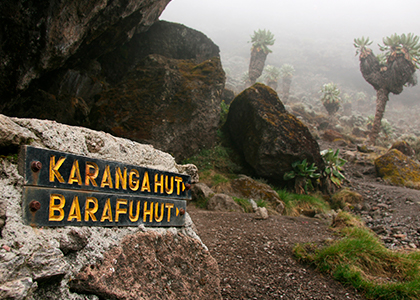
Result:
[248, 29, 275, 85]
[280, 64, 295, 102]
[354, 33, 420, 144]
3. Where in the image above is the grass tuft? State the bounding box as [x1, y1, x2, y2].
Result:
[233, 197, 254, 213]
[294, 211, 420, 299]
[276, 189, 330, 216]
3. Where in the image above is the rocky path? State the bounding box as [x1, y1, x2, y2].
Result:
[188, 206, 364, 299]
[346, 176, 420, 250]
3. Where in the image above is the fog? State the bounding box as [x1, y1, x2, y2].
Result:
[161, 0, 420, 105]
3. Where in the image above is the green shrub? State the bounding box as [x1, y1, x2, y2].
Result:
[283, 159, 321, 194]
[321, 149, 347, 188]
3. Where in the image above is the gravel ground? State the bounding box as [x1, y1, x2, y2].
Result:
[188, 141, 420, 299]
[189, 206, 364, 299]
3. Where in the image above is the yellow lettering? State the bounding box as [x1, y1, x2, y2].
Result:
[85, 162, 99, 187]
[165, 203, 174, 222]
[129, 200, 140, 222]
[175, 177, 183, 195]
[49, 194, 65, 221]
[115, 167, 127, 190]
[143, 201, 154, 222]
[84, 197, 98, 221]
[141, 171, 151, 192]
[67, 196, 81, 222]
[100, 198, 113, 222]
[100, 165, 113, 189]
[115, 199, 127, 222]
[49, 156, 65, 183]
[154, 202, 164, 222]
[68, 160, 82, 185]
[154, 174, 164, 194]
[129, 169, 139, 191]
[165, 176, 174, 194]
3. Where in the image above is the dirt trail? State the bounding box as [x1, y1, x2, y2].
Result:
[189, 206, 364, 299]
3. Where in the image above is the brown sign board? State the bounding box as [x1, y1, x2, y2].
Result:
[19, 146, 190, 227]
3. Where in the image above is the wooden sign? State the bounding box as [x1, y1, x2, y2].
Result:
[19, 146, 191, 227]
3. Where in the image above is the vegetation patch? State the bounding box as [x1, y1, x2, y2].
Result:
[294, 211, 420, 300]
[276, 189, 330, 217]
[330, 188, 363, 210]
[233, 197, 254, 213]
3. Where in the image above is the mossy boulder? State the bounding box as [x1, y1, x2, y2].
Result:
[90, 54, 225, 161]
[226, 83, 324, 183]
[375, 149, 420, 189]
[390, 140, 415, 157]
[231, 175, 285, 214]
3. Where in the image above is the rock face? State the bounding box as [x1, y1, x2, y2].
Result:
[99, 20, 221, 83]
[90, 53, 225, 161]
[226, 83, 324, 183]
[0, 114, 221, 300]
[1, 17, 225, 161]
[0, 0, 171, 100]
[375, 149, 420, 189]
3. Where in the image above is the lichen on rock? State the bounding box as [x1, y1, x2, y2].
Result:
[0, 114, 217, 300]
[375, 149, 420, 189]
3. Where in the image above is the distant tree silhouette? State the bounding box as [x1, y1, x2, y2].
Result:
[262, 65, 280, 90]
[319, 82, 341, 116]
[248, 29, 275, 85]
[280, 64, 295, 102]
[354, 34, 420, 144]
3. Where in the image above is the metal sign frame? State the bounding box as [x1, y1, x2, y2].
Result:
[19, 146, 191, 227]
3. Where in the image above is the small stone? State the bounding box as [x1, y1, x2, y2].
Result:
[254, 207, 268, 220]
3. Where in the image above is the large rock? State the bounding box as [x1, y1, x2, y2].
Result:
[226, 83, 324, 183]
[100, 20, 221, 84]
[70, 231, 221, 299]
[0, 0, 170, 99]
[1, 19, 225, 161]
[375, 149, 420, 189]
[0, 114, 221, 300]
[90, 54, 225, 161]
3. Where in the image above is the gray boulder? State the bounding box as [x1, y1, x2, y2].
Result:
[0, 115, 221, 300]
[207, 194, 244, 213]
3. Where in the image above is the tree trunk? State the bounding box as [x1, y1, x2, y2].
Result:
[282, 77, 291, 102]
[266, 79, 278, 90]
[369, 88, 389, 144]
[249, 49, 268, 84]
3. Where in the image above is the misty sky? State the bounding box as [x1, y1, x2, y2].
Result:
[161, 0, 420, 103]
[161, 0, 420, 50]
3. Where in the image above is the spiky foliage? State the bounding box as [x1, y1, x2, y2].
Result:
[263, 65, 281, 81]
[319, 83, 341, 115]
[379, 33, 420, 68]
[249, 29, 275, 84]
[354, 33, 420, 144]
[250, 29, 275, 54]
[354, 36, 373, 57]
[262, 65, 281, 90]
[280, 64, 295, 79]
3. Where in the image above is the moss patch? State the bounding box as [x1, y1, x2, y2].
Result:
[375, 149, 420, 189]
